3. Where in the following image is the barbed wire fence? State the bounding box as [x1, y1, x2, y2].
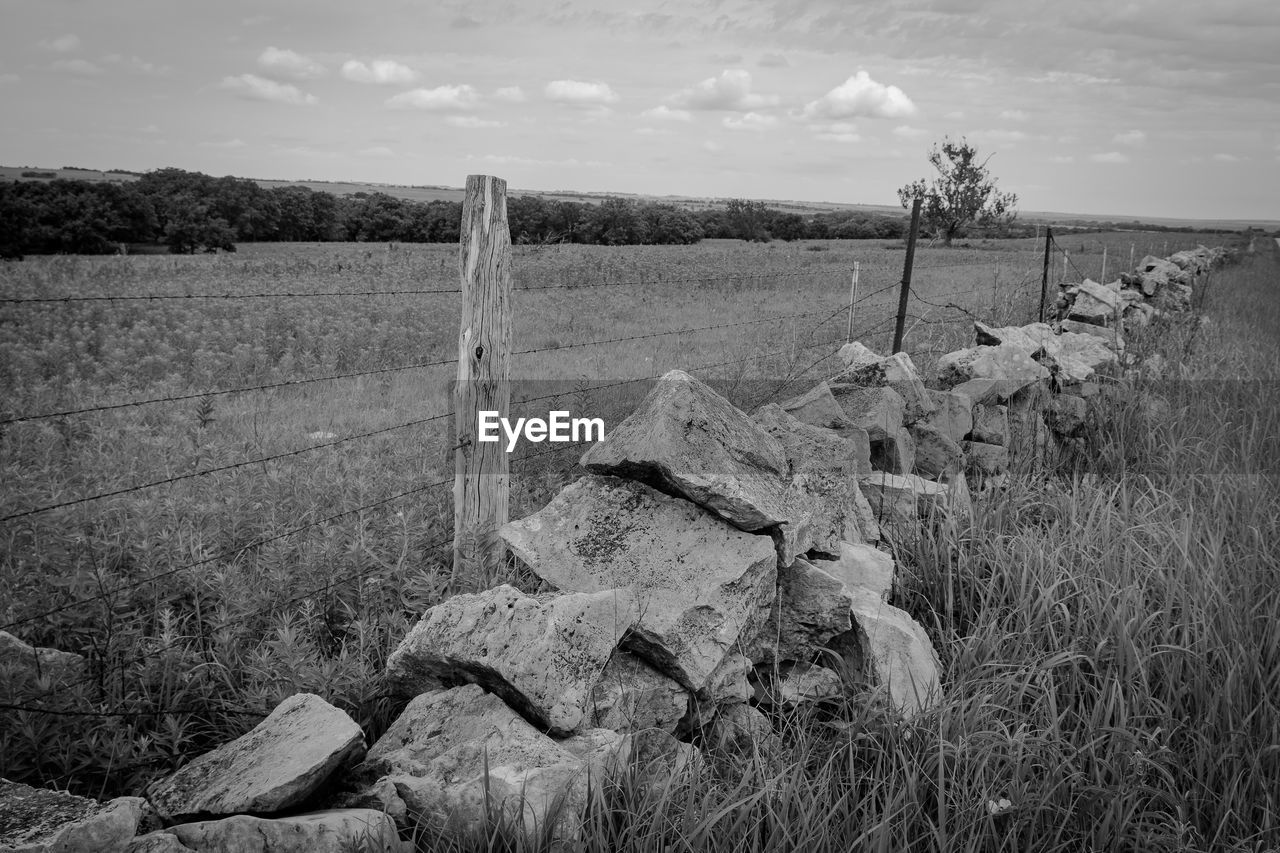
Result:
[0, 179, 1218, 788]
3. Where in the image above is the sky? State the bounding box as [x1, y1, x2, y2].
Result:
[3, 0, 1278, 221]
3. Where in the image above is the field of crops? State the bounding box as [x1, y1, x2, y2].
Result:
[2, 229, 1257, 843]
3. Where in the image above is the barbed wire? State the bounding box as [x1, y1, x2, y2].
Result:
[1, 411, 454, 523]
[0, 477, 454, 634]
[0, 288, 463, 305]
[0, 357, 460, 427]
[514, 267, 859, 292]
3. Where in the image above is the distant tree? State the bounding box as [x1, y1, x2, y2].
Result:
[638, 203, 704, 244]
[583, 197, 648, 245]
[770, 212, 806, 241]
[897, 137, 1018, 246]
[724, 198, 771, 242]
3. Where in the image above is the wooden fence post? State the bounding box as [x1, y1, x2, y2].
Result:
[891, 197, 922, 354]
[846, 261, 860, 342]
[453, 175, 512, 586]
[1038, 226, 1053, 323]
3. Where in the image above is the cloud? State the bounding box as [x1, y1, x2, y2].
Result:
[105, 54, 169, 75]
[1113, 129, 1146, 146]
[999, 109, 1028, 121]
[710, 52, 744, 64]
[642, 105, 692, 121]
[386, 84, 479, 111]
[452, 16, 482, 28]
[758, 53, 789, 68]
[468, 154, 607, 168]
[544, 79, 618, 106]
[1090, 151, 1129, 164]
[702, 141, 723, 153]
[360, 145, 395, 157]
[892, 125, 927, 138]
[341, 59, 417, 85]
[40, 34, 80, 53]
[1212, 153, 1239, 162]
[141, 123, 160, 133]
[1049, 155, 1075, 163]
[970, 128, 1030, 146]
[446, 115, 504, 128]
[259, 47, 324, 79]
[669, 69, 777, 111]
[813, 122, 861, 143]
[0, 73, 18, 85]
[51, 59, 102, 75]
[801, 71, 916, 120]
[493, 86, 526, 102]
[200, 138, 246, 148]
[220, 74, 318, 105]
[723, 112, 777, 131]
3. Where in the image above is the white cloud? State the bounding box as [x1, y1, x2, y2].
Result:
[40, 34, 80, 53]
[386, 84, 479, 111]
[105, 54, 168, 75]
[544, 79, 618, 106]
[141, 123, 160, 133]
[1090, 151, 1129, 164]
[1049, 155, 1075, 163]
[259, 47, 325, 79]
[670, 69, 777, 111]
[758, 53, 789, 68]
[812, 122, 861, 143]
[51, 59, 102, 75]
[220, 74, 318, 105]
[642, 105, 692, 122]
[200, 138, 246, 148]
[970, 129, 1030, 146]
[944, 110, 965, 120]
[360, 145, 395, 157]
[702, 140, 723, 153]
[493, 86, 526, 102]
[468, 154, 607, 168]
[446, 115, 504, 128]
[723, 112, 777, 131]
[341, 59, 417, 85]
[1113, 129, 1146, 147]
[1212, 153, 1239, 162]
[999, 109, 1028, 122]
[0, 73, 18, 85]
[892, 125, 927, 138]
[802, 71, 916, 120]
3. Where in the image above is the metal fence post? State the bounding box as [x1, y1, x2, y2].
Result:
[891, 198, 922, 353]
[1039, 226, 1053, 322]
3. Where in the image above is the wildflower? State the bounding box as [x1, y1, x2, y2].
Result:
[987, 797, 1013, 816]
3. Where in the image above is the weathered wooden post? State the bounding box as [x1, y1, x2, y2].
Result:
[891, 197, 922, 354]
[1038, 226, 1053, 322]
[453, 175, 511, 586]
[846, 261, 860, 342]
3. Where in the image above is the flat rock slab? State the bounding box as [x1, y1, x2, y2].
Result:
[833, 344, 933, 424]
[588, 651, 689, 734]
[859, 472, 960, 528]
[937, 344, 1049, 397]
[501, 475, 777, 691]
[355, 685, 619, 841]
[777, 382, 856, 434]
[384, 585, 636, 736]
[908, 423, 962, 479]
[812, 542, 895, 601]
[0, 781, 143, 853]
[828, 384, 905, 442]
[920, 390, 973, 445]
[0, 631, 85, 689]
[146, 693, 365, 822]
[773, 663, 843, 707]
[846, 589, 942, 718]
[971, 404, 1009, 446]
[749, 557, 852, 665]
[580, 369, 796, 541]
[168, 810, 405, 853]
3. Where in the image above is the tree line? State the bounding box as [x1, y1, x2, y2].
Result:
[0, 168, 931, 258]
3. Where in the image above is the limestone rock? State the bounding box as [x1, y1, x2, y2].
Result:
[1045, 394, 1088, 438]
[354, 685, 603, 840]
[908, 423, 963, 479]
[950, 377, 1011, 407]
[920, 390, 973, 444]
[384, 585, 636, 736]
[707, 704, 779, 755]
[753, 403, 876, 552]
[0, 781, 144, 853]
[936, 344, 1049, 398]
[833, 345, 933, 424]
[1068, 279, 1123, 325]
[579, 369, 796, 542]
[812, 541, 894, 601]
[1006, 382, 1052, 467]
[869, 427, 915, 476]
[777, 382, 856, 435]
[146, 693, 364, 823]
[963, 441, 1010, 479]
[500, 475, 777, 691]
[168, 810, 405, 853]
[828, 384, 905, 442]
[125, 832, 195, 853]
[773, 663, 843, 707]
[971, 404, 1009, 446]
[859, 472, 961, 528]
[973, 321, 1118, 383]
[749, 557, 852, 665]
[697, 651, 753, 705]
[845, 589, 942, 718]
[588, 651, 689, 734]
[1058, 318, 1123, 348]
[0, 631, 85, 689]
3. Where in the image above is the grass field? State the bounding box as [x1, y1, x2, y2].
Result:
[2, 230, 1271, 851]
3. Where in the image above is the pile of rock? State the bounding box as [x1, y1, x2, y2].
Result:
[1049, 244, 1226, 333]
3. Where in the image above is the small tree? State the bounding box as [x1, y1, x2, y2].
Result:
[898, 137, 1018, 246]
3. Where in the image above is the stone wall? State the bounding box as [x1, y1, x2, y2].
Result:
[1, 243, 1230, 852]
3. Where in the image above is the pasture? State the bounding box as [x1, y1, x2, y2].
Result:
[3, 231, 1275, 852]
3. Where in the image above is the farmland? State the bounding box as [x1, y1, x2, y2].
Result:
[2, 231, 1276, 850]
